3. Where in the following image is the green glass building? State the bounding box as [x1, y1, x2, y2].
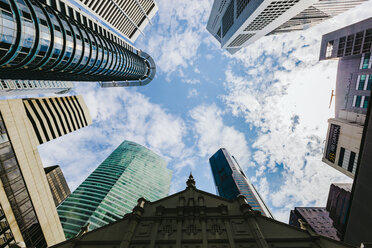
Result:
[57, 140, 172, 239]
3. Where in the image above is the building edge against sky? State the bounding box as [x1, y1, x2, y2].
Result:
[206, 0, 367, 54]
[0, 95, 92, 247]
[0, 0, 156, 89]
[57, 140, 172, 239]
[209, 148, 273, 218]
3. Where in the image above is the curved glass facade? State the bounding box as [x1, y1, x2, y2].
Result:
[57, 140, 172, 239]
[0, 0, 153, 82]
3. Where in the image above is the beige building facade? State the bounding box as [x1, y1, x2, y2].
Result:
[0, 96, 91, 247]
[322, 110, 365, 178]
[52, 175, 356, 248]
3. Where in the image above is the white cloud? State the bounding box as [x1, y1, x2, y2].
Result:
[137, 0, 213, 77]
[218, 3, 372, 221]
[39, 84, 187, 190]
[183, 79, 201, 84]
[187, 88, 199, 98]
[189, 104, 251, 168]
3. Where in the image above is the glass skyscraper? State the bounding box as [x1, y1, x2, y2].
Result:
[209, 148, 273, 218]
[0, 0, 156, 86]
[57, 140, 172, 239]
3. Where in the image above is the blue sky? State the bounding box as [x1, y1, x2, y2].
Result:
[35, 0, 372, 222]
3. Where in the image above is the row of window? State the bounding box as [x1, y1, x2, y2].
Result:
[360, 53, 371, 69]
[353, 95, 369, 109]
[337, 29, 372, 57]
[338, 147, 358, 174]
[356, 74, 372, 91]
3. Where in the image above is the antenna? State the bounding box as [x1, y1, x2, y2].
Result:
[329, 90, 335, 109]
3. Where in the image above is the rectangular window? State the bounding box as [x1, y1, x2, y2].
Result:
[353, 32, 364, 55]
[337, 37, 346, 57]
[355, 95, 362, 107]
[338, 147, 345, 167]
[358, 75, 366, 90]
[363, 96, 369, 109]
[345, 35, 354, 56]
[362, 53, 370, 69]
[362, 29, 372, 53]
[348, 152, 356, 172]
[326, 41, 334, 58]
[368, 75, 372, 90]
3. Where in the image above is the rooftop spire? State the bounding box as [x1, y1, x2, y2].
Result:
[186, 172, 196, 188]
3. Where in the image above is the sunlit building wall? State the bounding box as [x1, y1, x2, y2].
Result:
[57, 140, 172, 239]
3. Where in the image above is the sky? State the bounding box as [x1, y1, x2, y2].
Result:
[31, 0, 372, 222]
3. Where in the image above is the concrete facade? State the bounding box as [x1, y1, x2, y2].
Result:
[51, 175, 356, 248]
[289, 207, 339, 241]
[322, 112, 364, 178]
[0, 96, 91, 247]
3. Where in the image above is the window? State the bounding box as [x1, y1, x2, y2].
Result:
[363, 96, 369, 109]
[368, 75, 372, 90]
[353, 32, 364, 55]
[354, 95, 362, 107]
[358, 75, 367, 90]
[362, 53, 370, 69]
[326, 41, 334, 57]
[337, 37, 346, 57]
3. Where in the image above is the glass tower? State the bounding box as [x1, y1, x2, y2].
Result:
[57, 140, 172, 239]
[209, 148, 273, 218]
[0, 0, 155, 85]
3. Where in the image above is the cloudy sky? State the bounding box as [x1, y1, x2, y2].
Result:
[34, 0, 372, 222]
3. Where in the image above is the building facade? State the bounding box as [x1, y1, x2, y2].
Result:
[57, 140, 172, 239]
[51, 175, 356, 248]
[209, 148, 272, 218]
[69, 0, 158, 43]
[44, 165, 71, 207]
[289, 207, 339, 241]
[326, 183, 352, 239]
[0, 0, 156, 86]
[0, 80, 72, 96]
[320, 18, 372, 177]
[206, 0, 367, 54]
[0, 95, 92, 248]
[322, 111, 364, 178]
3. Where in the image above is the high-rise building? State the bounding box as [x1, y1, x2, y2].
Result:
[326, 183, 352, 238]
[289, 207, 339, 240]
[206, 0, 367, 54]
[0, 95, 92, 247]
[44, 165, 71, 207]
[51, 175, 355, 248]
[209, 148, 272, 218]
[57, 140, 172, 239]
[0, 0, 156, 87]
[320, 18, 372, 177]
[0, 80, 73, 97]
[73, 0, 158, 43]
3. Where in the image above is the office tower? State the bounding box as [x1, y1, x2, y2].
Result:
[289, 207, 339, 240]
[52, 175, 353, 248]
[0, 80, 72, 96]
[343, 87, 372, 246]
[206, 0, 367, 54]
[0, 95, 92, 247]
[326, 183, 352, 238]
[0, 0, 156, 87]
[320, 18, 372, 177]
[209, 148, 272, 218]
[44, 165, 71, 207]
[75, 0, 158, 43]
[57, 140, 172, 239]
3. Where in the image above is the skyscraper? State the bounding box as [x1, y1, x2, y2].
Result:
[44, 165, 71, 207]
[57, 140, 172, 239]
[206, 0, 367, 54]
[0, 80, 73, 96]
[0, 0, 156, 87]
[209, 148, 272, 218]
[320, 18, 372, 177]
[0, 95, 92, 247]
